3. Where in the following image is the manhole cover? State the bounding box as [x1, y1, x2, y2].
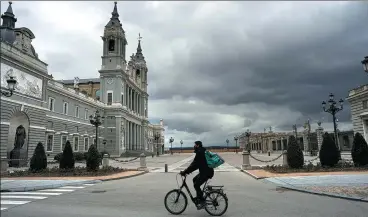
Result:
[90, 190, 106, 193]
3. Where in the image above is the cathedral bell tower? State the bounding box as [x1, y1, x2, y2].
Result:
[99, 2, 127, 105]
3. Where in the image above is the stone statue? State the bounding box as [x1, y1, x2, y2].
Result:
[9, 125, 27, 167]
[73, 77, 79, 89]
[14, 125, 26, 149]
[317, 121, 322, 127]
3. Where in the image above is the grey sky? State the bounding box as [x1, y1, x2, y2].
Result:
[2, 1, 367, 147]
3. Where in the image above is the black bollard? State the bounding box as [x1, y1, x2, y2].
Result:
[165, 164, 168, 173]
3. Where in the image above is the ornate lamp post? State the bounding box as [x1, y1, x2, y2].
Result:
[226, 139, 229, 151]
[154, 132, 160, 156]
[169, 137, 174, 155]
[292, 124, 298, 141]
[245, 129, 251, 152]
[89, 110, 105, 151]
[180, 140, 183, 153]
[322, 93, 343, 153]
[362, 56, 368, 73]
[1, 76, 17, 97]
[234, 136, 239, 153]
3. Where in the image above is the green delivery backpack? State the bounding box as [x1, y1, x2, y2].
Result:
[205, 150, 225, 168]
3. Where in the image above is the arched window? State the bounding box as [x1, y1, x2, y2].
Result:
[108, 39, 115, 51]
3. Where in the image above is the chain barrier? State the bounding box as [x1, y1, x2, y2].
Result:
[249, 152, 284, 163]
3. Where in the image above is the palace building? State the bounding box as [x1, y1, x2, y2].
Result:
[0, 2, 165, 166]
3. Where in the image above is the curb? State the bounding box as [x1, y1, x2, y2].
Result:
[0, 180, 101, 192]
[239, 169, 264, 180]
[280, 185, 368, 203]
[100, 170, 148, 182]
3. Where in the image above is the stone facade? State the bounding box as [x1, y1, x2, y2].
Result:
[347, 84, 368, 142]
[238, 126, 354, 154]
[0, 2, 164, 164]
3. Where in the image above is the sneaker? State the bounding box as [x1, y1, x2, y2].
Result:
[196, 199, 206, 210]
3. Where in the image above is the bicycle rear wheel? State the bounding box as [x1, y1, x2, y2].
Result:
[164, 189, 188, 215]
[204, 191, 228, 216]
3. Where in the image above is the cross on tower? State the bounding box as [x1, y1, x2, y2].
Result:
[138, 33, 142, 42]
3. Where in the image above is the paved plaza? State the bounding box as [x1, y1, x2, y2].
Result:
[1, 152, 367, 216]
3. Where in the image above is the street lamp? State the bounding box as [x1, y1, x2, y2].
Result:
[154, 132, 160, 156]
[362, 56, 368, 73]
[180, 140, 183, 153]
[245, 129, 251, 153]
[1, 76, 17, 97]
[234, 136, 239, 154]
[89, 110, 105, 151]
[169, 137, 174, 155]
[226, 139, 229, 151]
[322, 93, 343, 154]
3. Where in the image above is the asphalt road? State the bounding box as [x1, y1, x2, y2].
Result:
[2, 171, 367, 217]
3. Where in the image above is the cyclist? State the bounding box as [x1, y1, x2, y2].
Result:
[180, 141, 214, 210]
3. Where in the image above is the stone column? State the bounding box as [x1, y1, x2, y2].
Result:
[303, 131, 309, 155]
[316, 122, 324, 151]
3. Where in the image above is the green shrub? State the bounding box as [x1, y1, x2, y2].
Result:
[86, 145, 100, 171]
[74, 152, 85, 161]
[29, 142, 47, 172]
[83, 152, 89, 160]
[319, 132, 340, 167]
[286, 135, 304, 168]
[351, 132, 368, 166]
[60, 140, 75, 169]
[54, 153, 62, 162]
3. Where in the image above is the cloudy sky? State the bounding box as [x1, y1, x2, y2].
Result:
[2, 1, 367, 147]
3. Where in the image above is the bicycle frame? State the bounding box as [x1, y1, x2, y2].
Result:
[176, 175, 224, 204]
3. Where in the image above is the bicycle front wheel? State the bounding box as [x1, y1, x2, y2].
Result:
[164, 189, 188, 215]
[205, 191, 228, 216]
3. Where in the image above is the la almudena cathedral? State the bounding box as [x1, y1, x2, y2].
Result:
[0, 2, 166, 167]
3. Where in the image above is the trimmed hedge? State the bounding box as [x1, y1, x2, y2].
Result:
[319, 132, 339, 167]
[286, 135, 304, 168]
[351, 132, 368, 166]
[60, 141, 75, 169]
[29, 142, 47, 172]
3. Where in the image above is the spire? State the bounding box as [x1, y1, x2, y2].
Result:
[137, 33, 142, 54]
[105, 1, 122, 29]
[135, 33, 145, 60]
[1, 2, 17, 28]
[111, 1, 119, 19]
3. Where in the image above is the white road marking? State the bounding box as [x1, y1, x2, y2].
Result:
[1, 192, 62, 196]
[1, 196, 47, 200]
[1, 208, 7, 211]
[1, 200, 30, 205]
[39, 189, 74, 192]
[83, 184, 95, 186]
[60, 186, 85, 189]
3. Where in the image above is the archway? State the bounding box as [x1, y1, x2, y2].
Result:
[7, 111, 30, 166]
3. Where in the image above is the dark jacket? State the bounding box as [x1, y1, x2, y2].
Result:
[184, 147, 214, 178]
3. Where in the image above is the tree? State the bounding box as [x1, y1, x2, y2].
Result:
[30, 142, 47, 172]
[86, 144, 100, 171]
[351, 132, 368, 166]
[60, 140, 75, 169]
[319, 133, 340, 167]
[286, 135, 304, 168]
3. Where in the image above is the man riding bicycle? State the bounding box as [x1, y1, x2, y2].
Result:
[180, 141, 214, 210]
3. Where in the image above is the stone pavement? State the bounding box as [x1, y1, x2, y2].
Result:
[1, 183, 97, 211]
[1, 171, 145, 192]
[1, 180, 100, 192]
[265, 174, 368, 202]
[2, 172, 367, 217]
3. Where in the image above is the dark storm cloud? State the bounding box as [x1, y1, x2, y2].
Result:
[147, 2, 368, 123]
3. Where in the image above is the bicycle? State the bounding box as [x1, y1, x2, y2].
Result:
[164, 173, 228, 216]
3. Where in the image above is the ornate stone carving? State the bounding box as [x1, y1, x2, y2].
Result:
[0, 63, 43, 98]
